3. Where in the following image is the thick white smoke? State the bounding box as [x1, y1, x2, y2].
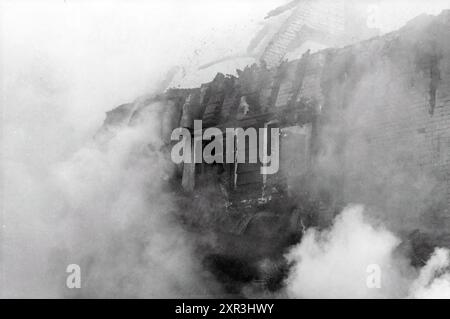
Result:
[51, 103, 218, 298]
[284, 205, 450, 299]
[2, 0, 450, 299]
[2, 100, 222, 297]
[409, 248, 450, 298]
[1, 0, 275, 298]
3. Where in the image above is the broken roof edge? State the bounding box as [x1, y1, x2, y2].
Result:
[168, 9, 450, 93]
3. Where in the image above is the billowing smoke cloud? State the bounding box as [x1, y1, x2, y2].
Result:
[284, 205, 450, 299]
[2, 0, 450, 299]
[2, 99, 222, 297]
[0, 0, 281, 298]
[51, 102, 219, 298]
[284, 205, 409, 298]
[2, 0, 276, 298]
[409, 248, 450, 298]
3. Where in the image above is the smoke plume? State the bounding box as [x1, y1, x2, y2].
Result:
[2, 0, 450, 298]
[284, 205, 450, 299]
[2, 98, 222, 297]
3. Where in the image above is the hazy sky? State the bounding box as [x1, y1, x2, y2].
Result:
[0, 0, 277, 139]
[1, 0, 449, 149]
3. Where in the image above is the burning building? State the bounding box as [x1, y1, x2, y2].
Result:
[98, 8, 450, 293]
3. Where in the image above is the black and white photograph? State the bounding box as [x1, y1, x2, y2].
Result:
[2, 0, 450, 304]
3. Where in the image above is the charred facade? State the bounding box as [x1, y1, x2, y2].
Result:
[100, 11, 450, 293]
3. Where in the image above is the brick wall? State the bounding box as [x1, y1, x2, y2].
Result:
[299, 11, 450, 230]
